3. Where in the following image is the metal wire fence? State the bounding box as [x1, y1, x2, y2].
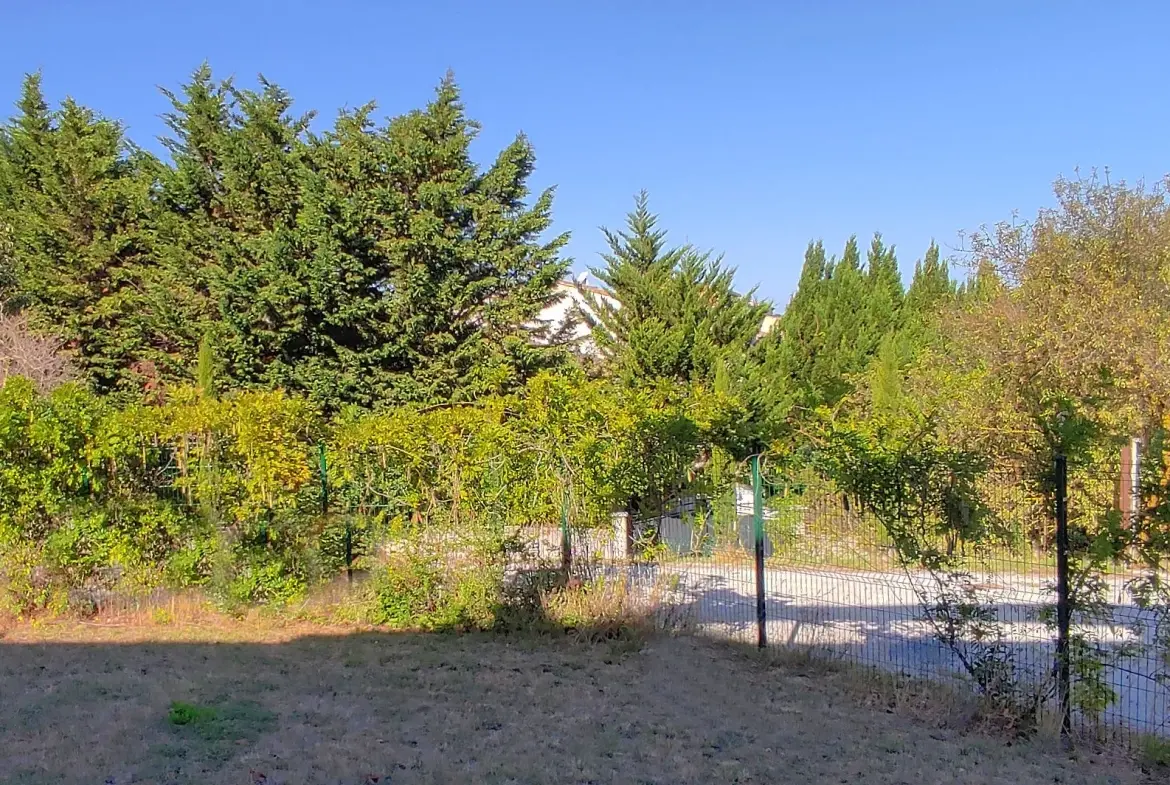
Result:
[571, 453, 1170, 744]
[112, 439, 1170, 743]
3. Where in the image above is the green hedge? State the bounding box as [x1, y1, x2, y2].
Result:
[0, 372, 740, 617]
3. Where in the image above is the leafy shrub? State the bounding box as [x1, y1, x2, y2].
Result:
[360, 554, 501, 630]
[221, 558, 307, 608]
[0, 370, 734, 620]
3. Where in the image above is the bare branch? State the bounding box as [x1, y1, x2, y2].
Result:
[0, 308, 77, 392]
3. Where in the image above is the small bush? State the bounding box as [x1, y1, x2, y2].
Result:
[221, 558, 307, 609]
[360, 554, 502, 631]
[542, 575, 656, 642]
[1139, 735, 1170, 769]
[494, 568, 568, 633]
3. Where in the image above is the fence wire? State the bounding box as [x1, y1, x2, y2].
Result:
[551, 454, 1170, 744]
[133, 439, 1170, 744]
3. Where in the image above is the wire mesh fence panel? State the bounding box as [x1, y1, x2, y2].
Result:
[754, 463, 1059, 697]
[740, 452, 1170, 743]
[655, 492, 760, 644]
[576, 468, 761, 645]
[1062, 464, 1170, 741]
[755, 460, 1048, 720]
[99, 432, 1169, 743]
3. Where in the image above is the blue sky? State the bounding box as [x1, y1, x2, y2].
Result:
[3, 1, 1168, 309]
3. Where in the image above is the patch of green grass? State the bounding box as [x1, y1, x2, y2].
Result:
[162, 697, 278, 765]
[1139, 734, 1170, 769]
[168, 700, 217, 727]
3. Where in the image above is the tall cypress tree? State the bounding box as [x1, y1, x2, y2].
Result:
[864, 232, 903, 341]
[154, 66, 315, 394]
[778, 234, 909, 410]
[774, 240, 829, 398]
[151, 68, 569, 408]
[817, 236, 866, 401]
[863, 241, 961, 415]
[905, 241, 955, 316]
[0, 73, 158, 393]
[335, 75, 568, 406]
[585, 192, 769, 388]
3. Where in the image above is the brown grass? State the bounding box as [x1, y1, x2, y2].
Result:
[0, 614, 1150, 785]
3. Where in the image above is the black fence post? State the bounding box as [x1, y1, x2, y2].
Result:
[1054, 453, 1072, 736]
[752, 454, 767, 649]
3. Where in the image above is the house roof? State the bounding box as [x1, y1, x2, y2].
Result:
[554, 279, 613, 298]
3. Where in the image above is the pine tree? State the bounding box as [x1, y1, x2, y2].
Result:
[774, 240, 829, 400]
[151, 68, 568, 408]
[154, 65, 314, 394]
[817, 236, 867, 401]
[864, 232, 904, 340]
[308, 75, 568, 406]
[585, 191, 688, 381]
[778, 235, 907, 410]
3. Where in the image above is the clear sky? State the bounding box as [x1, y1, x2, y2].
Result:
[3, 1, 1168, 309]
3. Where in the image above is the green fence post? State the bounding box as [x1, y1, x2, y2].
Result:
[752, 454, 767, 649]
[561, 485, 572, 574]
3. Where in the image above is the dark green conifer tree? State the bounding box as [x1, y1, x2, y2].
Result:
[585, 192, 769, 388]
[0, 73, 158, 393]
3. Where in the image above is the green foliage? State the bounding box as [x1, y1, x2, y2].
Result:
[165, 698, 278, 764]
[777, 234, 922, 412]
[1, 68, 569, 409]
[360, 554, 499, 630]
[583, 193, 776, 449]
[0, 74, 160, 394]
[1139, 735, 1170, 769]
[905, 242, 955, 313]
[0, 375, 328, 613]
[586, 194, 770, 385]
[0, 369, 730, 617]
[195, 334, 215, 399]
[815, 414, 1001, 568]
[168, 701, 217, 727]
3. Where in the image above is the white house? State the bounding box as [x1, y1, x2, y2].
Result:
[534, 275, 777, 355]
[530, 276, 619, 355]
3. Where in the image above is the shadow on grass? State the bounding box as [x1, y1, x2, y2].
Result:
[0, 623, 665, 785]
[1, 566, 1161, 785]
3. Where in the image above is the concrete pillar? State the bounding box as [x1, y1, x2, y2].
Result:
[612, 511, 632, 560]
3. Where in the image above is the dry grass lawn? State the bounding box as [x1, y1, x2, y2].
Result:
[0, 619, 1149, 784]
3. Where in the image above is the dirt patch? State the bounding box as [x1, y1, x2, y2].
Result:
[0, 622, 1147, 784]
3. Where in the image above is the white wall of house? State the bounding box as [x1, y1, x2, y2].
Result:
[534, 277, 776, 356]
[533, 278, 619, 355]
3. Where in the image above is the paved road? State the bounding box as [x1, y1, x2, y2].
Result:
[639, 559, 1169, 736]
